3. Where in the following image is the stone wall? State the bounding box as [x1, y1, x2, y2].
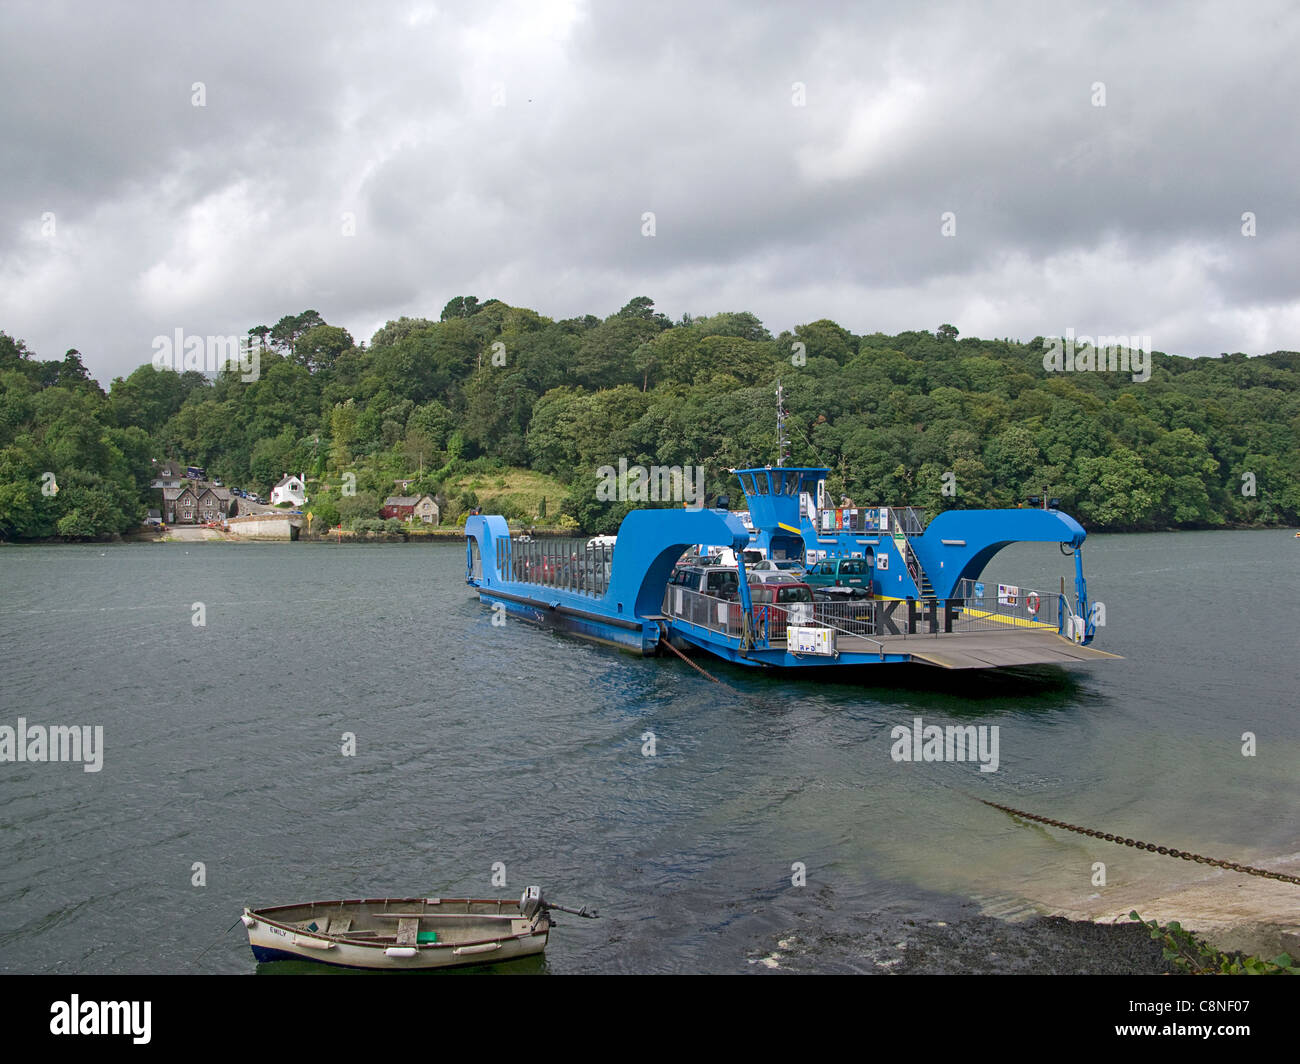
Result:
[226, 514, 300, 541]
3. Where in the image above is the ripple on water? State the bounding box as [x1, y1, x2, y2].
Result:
[0, 534, 1296, 973]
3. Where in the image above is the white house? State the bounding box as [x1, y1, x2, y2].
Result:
[150, 460, 184, 489]
[271, 473, 307, 507]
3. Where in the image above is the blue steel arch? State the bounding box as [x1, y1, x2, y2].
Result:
[912, 509, 1087, 600]
[606, 508, 752, 618]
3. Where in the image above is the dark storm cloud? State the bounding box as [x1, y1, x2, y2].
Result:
[1, 0, 1296, 382]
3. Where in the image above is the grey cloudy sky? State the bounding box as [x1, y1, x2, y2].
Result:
[1, 0, 1297, 382]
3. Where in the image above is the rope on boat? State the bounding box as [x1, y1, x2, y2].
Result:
[656, 621, 728, 686]
[980, 799, 1300, 886]
[194, 917, 244, 966]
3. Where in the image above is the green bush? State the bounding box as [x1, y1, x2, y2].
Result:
[1129, 912, 1299, 975]
[337, 490, 379, 525]
[311, 497, 340, 528]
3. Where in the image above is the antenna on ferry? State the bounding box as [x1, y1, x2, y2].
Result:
[776, 379, 788, 467]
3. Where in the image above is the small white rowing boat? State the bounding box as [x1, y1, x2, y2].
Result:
[243, 887, 567, 970]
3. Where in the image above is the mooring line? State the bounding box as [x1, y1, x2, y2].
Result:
[980, 799, 1300, 886]
[656, 622, 728, 686]
[194, 917, 244, 966]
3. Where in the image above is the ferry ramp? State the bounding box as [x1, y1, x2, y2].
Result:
[834, 629, 1121, 669]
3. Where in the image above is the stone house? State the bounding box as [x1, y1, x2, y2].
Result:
[163, 485, 232, 524]
[381, 494, 440, 524]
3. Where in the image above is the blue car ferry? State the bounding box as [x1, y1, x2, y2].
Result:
[465, 467, 1117, 671]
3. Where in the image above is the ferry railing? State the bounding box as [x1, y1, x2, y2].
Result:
[766, 601, 887, 657]
[886, 506, 927, 536]
[894, 533, 925, 589]
[915, 578, 1064, 634]
[810, 599, 878, 636]
[813, 505, 929, 536]
[658, 576, 1066, 647]
[661, 585, 746, 639]
[662, 587, 889, 656]
[505, 537, 612, 597]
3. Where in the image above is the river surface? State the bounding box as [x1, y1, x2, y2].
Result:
[0, 531, 1296, 973]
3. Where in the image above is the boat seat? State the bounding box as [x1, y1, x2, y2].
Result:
[395, 918, 420, 946]
[329, 915, 353, 934]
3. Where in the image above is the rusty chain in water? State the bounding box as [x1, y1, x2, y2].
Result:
[981, 799, 1300, 886]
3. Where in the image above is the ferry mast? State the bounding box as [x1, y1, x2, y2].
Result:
[776, 380, 790, 467]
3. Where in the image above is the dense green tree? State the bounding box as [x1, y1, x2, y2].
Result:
[294, 325, 354, 374]
[440, 296, 482, 320]
[329, 399, 358, 471]
[0, 307, 1297, 539]
[369, 317, 437, 349]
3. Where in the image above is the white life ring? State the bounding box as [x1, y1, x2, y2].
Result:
[1026, 591, 1040, 616]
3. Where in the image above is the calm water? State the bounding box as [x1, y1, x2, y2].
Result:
[0, 531, 1296, 973]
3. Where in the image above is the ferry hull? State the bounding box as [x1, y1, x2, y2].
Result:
[475, 588, 659, 655]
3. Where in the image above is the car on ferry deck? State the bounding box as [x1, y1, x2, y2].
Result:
[749, 558, 806, 580]
[669, 564, 741, 600]
[731, 581, 816, 640]
[803, 556, 873, 597]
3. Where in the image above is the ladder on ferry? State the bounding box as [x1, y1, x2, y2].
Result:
[891, 526, 935, 598]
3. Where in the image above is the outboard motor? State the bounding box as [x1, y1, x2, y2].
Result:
[520, 885, 544, 919]
[520, 884, 598, 921]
